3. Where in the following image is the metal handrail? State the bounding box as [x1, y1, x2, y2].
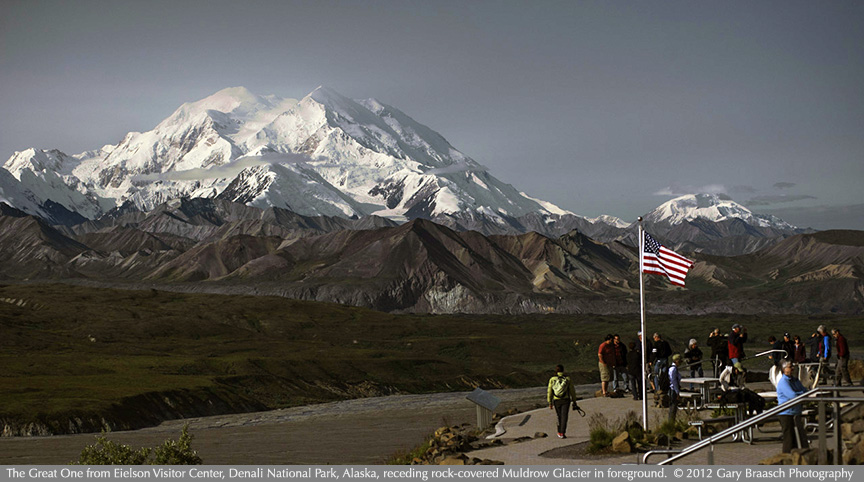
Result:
[657, 386, 864, 465]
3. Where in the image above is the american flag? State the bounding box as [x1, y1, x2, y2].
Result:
[642, 231, 694, 287]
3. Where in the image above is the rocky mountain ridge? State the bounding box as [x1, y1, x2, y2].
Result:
[0, 199, 860, 314]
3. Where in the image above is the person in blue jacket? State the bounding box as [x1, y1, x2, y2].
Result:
[776, 359, 810, 453]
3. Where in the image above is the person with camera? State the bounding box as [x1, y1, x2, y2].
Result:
[548, 364, 583, 439]
[728, 323, 748, 365]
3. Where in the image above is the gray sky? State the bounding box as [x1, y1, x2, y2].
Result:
[2, 0, 862, 229]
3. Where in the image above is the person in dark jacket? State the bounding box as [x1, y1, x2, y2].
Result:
[793, 335, 807, 363]
[707, 328, 728, 377]
[684, 338, 703, 390]
[650, 333, 672, 393]
[768, 336, 784, 368]
[805, 332, 820, 362]
[612, 334, 628, 392]
[626, 341, 643, 400]
[780, 333, 795, 362]
[832, 328, 852, 387]
[728, 324, 748, 365]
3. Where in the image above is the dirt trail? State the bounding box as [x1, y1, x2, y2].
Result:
[0, 386, 597, 465]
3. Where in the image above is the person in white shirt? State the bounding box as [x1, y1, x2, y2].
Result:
[668, 354, 683, 422]
[719, 362, 747, 392]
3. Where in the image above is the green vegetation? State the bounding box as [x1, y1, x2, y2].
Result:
[586, 411, 642, 454]
[2, 283, 862, 434]
[72, 425, 202, 465]
[387, 436, 433, 465]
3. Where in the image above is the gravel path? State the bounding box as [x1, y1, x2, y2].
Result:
[0, 385, 599, 465]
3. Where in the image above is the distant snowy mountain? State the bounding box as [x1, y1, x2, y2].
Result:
[645, 193, 797, 230]
[2, 86, 595, 227]
[634, 193, 809, 255]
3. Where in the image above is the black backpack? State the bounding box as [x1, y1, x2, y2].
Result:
[657, 368, 671, 392]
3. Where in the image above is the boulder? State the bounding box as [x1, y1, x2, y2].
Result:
[791, 448, 818, 465]
[759, 453, 793, 465]
[843, 439, 864, 465]
[655, 433, 670, 446]
[841, 423, 855, 439]
[612, 432, 632, 453]
[439, 455, 467, 465]
[851, 419, 864, 434]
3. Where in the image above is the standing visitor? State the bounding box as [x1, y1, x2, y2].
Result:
[627, 341, 643, 400]
[832, 328, 852, 387]
[598, 335, 615, 397]
[612, 334, 628, 393]
[707, 328, 728, 376]
[806, 332, 820, 362]
[793, 335, 807, 363]
[777, 360, 809, 453]
[548, 364, 579, 439]
[817, 325, 832, 362]
[780, 333, 795, 363]
[728, 324, 748, 365]
[650, 333, 672, 393]
[668, 354, 683, 422]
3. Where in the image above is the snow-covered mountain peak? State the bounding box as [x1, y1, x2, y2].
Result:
[646, 193, 796, 229]
[1, 85, 577, 224]
[588, 214, 629, 228]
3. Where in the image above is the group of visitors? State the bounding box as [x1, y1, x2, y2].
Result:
[547, 323, 854, 446]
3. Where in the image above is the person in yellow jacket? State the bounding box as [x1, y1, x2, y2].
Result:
[547, 364, 584, 438]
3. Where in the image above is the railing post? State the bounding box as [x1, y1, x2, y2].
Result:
[707, 442, 714, 465]
[833, 389, 841, 465]
[818, 399, 827, 465]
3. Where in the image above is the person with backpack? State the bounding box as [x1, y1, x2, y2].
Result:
[548, 364, 581, 438]
[649, 333, 672, 393]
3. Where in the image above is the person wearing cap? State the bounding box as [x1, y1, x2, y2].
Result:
[780, 333, 795, 362]
[720, 361, 747, 391]
[668, 354, 683, 422]
[777, 359, 809, 453]
[728, 323, 748, 365]
[832, 328, 852, 387]
[684, 339, 703, 391]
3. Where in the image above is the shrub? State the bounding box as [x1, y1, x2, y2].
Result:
[73, 425, 201, 465]
[74, 435, 151, 465]
[586, 410, 642, 453]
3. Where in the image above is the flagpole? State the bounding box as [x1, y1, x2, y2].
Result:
[638, 217, 649, 431]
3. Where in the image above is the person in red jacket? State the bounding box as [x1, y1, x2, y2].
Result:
[728, 323, 748, 365]
[832, 328, 852, 386]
